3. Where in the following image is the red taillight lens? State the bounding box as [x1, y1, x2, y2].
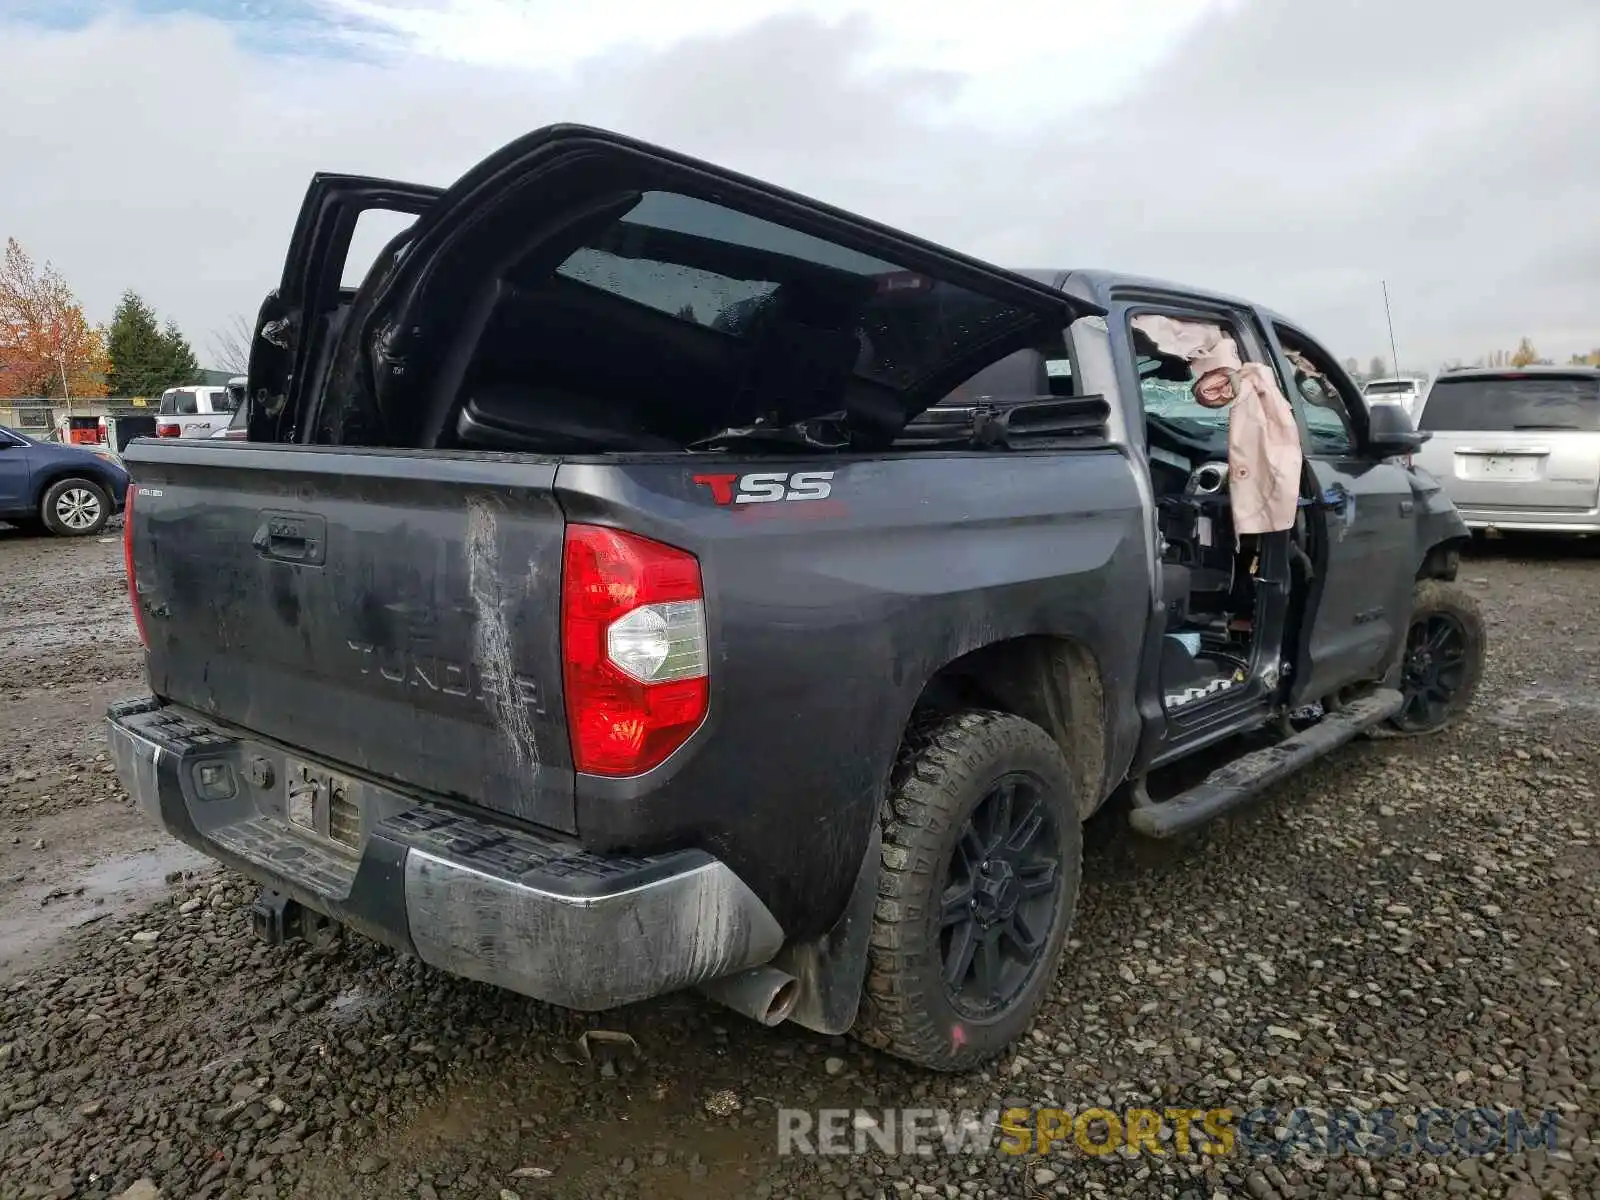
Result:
[156, 422, 181, 437]
[123, 486, 147, 647]
[561, 525, 708, 777]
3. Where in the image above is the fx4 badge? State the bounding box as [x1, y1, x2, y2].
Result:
[693, 471, 835, 505]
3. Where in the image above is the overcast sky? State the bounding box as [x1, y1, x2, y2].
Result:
[1, 0, 1595, 371]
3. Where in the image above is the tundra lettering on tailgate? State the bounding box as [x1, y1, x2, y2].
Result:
[345, 641, 546, 714]
[693, 470, 835, 505]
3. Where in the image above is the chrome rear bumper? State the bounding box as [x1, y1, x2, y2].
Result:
[106, 697, 784, 1011]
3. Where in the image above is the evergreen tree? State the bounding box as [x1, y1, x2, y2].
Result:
[158, 319, 200, 385]
[106, 291, 170, 397]
[106, 292, 203, 396]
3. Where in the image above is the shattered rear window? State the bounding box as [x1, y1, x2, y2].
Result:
[550, 190, 1042, 393]
[557, 248, 778, 333]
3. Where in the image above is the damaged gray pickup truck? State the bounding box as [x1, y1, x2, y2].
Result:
[108, 124, 1485, 1071]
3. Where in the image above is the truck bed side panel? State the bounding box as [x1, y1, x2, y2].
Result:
[557, 448, 1148, 938]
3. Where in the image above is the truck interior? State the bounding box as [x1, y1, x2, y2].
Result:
[1128, 320, 1304, 727]
[300, 188, 1108, 455]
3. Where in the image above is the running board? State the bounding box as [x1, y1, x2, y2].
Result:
[1129, 688, 1404, 838]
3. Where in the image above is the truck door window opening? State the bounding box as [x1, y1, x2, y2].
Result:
[1273, 327, 1359, 457]
[1125, 310, 1301, 717]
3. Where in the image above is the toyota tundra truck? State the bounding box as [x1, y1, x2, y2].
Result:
[107, 125, 1484, 1071]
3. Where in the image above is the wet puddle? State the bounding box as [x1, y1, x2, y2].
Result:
[326, 983, 384, 1025]
[0, 840, 213, 978]
[0, 609, 136, 657]
[1488, 685, 1600, 728]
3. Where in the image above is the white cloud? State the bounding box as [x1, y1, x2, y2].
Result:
[319, 0, 1233, 125]
[0, 0, 1594, 372]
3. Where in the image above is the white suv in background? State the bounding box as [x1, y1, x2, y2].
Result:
[1361, 376, 1427, 416]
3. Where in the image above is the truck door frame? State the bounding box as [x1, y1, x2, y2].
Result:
[1109, 288, 1295, 770]
[1262, 320, 1418, 706]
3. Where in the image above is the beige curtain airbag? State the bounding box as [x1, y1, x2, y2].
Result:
[1132, 315, 1302, 536]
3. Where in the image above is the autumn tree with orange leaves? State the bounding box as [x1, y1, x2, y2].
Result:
[0, 238, 109, 400]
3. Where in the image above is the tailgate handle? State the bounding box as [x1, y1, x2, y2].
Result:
[253, 511, 326, 566]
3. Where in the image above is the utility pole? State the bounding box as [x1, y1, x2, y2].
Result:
[1382, 280, 1402, 378]
[52, 318, 72, 406]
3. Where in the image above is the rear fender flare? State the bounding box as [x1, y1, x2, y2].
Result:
[899, 634, 1109, 823]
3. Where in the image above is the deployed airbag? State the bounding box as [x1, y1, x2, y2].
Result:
[1132, 315, 1302, 537]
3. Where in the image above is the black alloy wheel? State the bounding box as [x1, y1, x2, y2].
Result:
[939, 772, 1063, 1018]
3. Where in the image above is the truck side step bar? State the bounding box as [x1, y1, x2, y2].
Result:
[1129, 688, 1405, 838]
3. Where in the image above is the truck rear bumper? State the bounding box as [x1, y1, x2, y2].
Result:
[105, 696, 784, 1011]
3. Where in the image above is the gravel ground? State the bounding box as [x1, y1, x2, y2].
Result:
[0, 524, 1597, 1200]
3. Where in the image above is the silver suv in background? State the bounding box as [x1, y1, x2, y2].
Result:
[1411, 367, 1600, 534]
[210, 377, 250, 440]
[1362, 376, 1427, 416]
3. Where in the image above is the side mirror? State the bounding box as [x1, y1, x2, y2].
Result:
[1366, 400, 1428, 457]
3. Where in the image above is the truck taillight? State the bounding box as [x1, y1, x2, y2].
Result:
[123, 486, 147, 647]
[156, 422, 181, 438]
[561, 525, 708, 777]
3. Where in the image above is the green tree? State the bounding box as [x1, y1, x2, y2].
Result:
[107, 291, 167, 397]
[158, 319, 200, 383]
[106, 291, 203, 397]
[1342, 356, 1361, 380]
[1367, 355, 1387, 379]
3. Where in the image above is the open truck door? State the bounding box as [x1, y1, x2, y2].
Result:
[247, 176, 444, 443]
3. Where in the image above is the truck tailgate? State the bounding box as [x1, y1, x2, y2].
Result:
[123, 440, 575, 832]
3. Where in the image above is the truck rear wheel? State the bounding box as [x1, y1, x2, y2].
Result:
[853, 710, 1081, 1071]
[1387, 580, 1486, 734]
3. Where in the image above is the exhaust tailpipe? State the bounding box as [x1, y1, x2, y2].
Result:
[698, 966, 800, 1027]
